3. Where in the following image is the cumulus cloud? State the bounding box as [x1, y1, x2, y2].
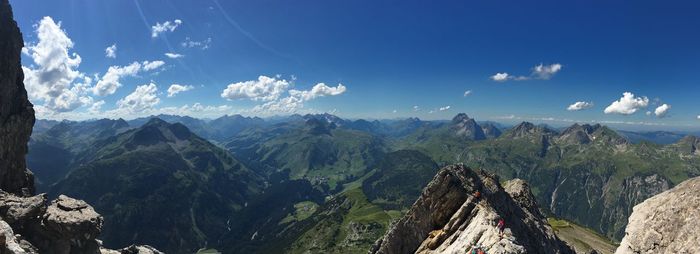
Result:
[91, 60, 164, 96]
[181, 37, 211, 50]
[463, 90, 472, 97]
[491, 63, 562, 82]
[288, 83, 347, 101]
[697, 115, 700, 120]
[221, 75, 291, 101]
[413, 106, 420, 112]
[167, 84, 194, 97]
[252, 83, 347, 113]
[439, 106, 451, 111]
[164, 52, 184, 59]
[604, 92, 649, 115]
[567, 101, 594, 111]
[22, 16, 93, 113]
[92, 62, 141, 96]
[105, 44, 116, 58]
[491, 73, 509, 82]
[654, 104, 671, 118]
[89, 100, 105, 113]
[151, 19, 182, 38]
[116, 83, 160, 113]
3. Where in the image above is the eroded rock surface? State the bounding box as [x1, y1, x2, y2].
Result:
[615, 176, 700, 254]
[370, 164, 573, 254]
[0, 0, 35, 196]
[0, 0, 162, 253]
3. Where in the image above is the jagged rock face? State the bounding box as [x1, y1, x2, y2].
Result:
[370, 165, 573, 254]
[0, 0, 35, 196]
[450, 113, 486, 140]
[480, 123, 502, 139]
[615, 176, 700, 254]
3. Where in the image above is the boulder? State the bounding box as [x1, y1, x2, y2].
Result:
[615, 176, 700, 254]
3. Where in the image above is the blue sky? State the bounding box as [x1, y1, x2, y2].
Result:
[10, 0, 700, 130]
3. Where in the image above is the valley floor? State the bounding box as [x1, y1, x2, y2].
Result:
[548, 218, 618, 254]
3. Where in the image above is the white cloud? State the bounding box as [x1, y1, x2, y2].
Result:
[491, 72, 509, 82]
[93, 61, 141, 96]
[697, 115, 700, 120]
[604, 92, 649, 115]
[181, 37, 211, 50]
[142, 60, 165, 71]
[164, 52, 184, 59]
[221, 75, 291, 101]
[89, 100, 105, 113]
[463, 90, 472, 97]
[413, 105, 420, 112]
[105, 44, 116, 58]
[22, 16, 93, 113]
[167, 84, 194, 97]
[158, 103, 231, 116]
[646, 111, 652, 116]
[532, 63, 562, 80]
[392, 110, 397, 113]
[288, 83, 347, 101]
[491, 63, 562, 82]
[654, 104, 671, 118]
[252, 83, 347, 113]
[567, 101, 594, 111]
[439, 106, 451, 111]
[116, 83, 160, 113]
[151, 19, 182, 38]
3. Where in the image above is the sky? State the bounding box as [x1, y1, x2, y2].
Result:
[9, 0, 700, 131]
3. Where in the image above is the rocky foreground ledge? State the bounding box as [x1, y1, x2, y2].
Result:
[615, 176, 700, 254]
[369, 164, 574, 254]
[0, 192, 161, 253]
[0, 0, 162, 252]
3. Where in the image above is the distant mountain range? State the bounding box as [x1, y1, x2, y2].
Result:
[27, 113, 700, 253]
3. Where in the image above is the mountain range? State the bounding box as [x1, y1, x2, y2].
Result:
[24, 112, 700, 253]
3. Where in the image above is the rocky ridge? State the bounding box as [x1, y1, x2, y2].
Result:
[0, 0, 161, 252]
[615, 176, 700, 254]
[369, 164, 573, 254]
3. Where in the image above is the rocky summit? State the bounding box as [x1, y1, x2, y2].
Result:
[0, 0, 161, 253]
[369, 164, 573, 254]
[615, 176, 700, 254]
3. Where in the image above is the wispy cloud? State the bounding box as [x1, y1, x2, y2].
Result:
[181, 37, 211, 50]
[151, 19, 182, 38]
[491, 63, 562, 82]
[105, 44, 117, 58]
[164, 52, 184, 59]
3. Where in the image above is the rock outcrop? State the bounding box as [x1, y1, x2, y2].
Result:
[370, 164, 573, 254]
[0, 0, 35, 196]
[615, 176, 700, 254]
[0, 0, 161, 253]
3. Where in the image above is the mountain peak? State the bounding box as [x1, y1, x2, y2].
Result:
[370, 164, 573, 254]
[451, 113, 471, 124]
[450, 113, 486, 140]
